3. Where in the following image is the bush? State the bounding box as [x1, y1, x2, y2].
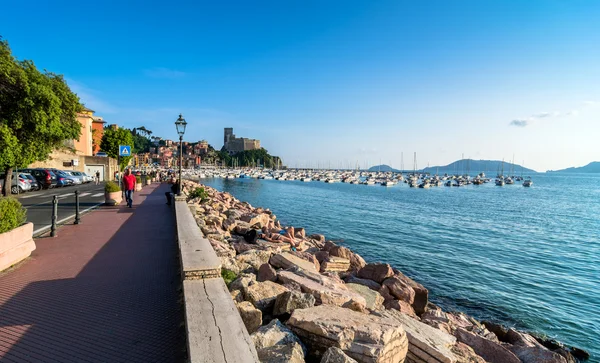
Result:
[135, 176, 142, 183]
[105, 181, 121, 193]
[188, 186, 208, 201]
[0, 197, 27, 234]
[221, 269, 238, 286]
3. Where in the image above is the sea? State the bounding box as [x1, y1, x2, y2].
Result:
[199, 173, 600, 360]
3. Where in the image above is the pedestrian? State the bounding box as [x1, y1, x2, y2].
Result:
[122, 168, 137, 208]
[165, 174, 180, 205]
[95, 171, 100, 185]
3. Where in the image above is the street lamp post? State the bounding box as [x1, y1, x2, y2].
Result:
[175, 114, 187, 196]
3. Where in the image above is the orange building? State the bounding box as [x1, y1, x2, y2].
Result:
[92, 116, 106, 155]
[73, 108, 94, 155]
[74, 107, 106, 156]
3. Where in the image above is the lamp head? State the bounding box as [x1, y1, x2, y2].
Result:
[175, 113, 187, 137]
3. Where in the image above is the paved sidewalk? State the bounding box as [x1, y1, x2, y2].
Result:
[0, 183, 185, 363]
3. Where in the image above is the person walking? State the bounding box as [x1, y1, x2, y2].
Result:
[122, 168, 137, 208]
[165, 174, 180, 205]
[95, 171, 100, 185]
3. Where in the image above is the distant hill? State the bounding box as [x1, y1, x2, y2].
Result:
[368, 164, 401, 172]
[423, 159, 537, 175]
[547, 162, 600, 173]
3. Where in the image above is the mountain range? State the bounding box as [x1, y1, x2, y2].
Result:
[547, 162, 600, 173]
[368, 159, 537, 174]
[423, 159, 536, 174]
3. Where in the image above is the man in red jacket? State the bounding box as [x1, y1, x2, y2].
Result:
[122, 168, 137, 208]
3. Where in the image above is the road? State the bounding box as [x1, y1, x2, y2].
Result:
[14, 182, 107, 236]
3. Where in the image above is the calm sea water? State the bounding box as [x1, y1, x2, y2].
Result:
[200, 173, 600, 360]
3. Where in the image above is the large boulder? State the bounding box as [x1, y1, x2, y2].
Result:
[229, 273, 256, 294]
[321, 347, 358, 363]
[252, 319, 306, 355]
[383, 300, 417, 319]
[309, 234, 326, 243]
[289, 251, 321, 271]
[270, 252, 318, 272]
[346, 283, 384, 311]
[393, 272, 429, 315]
[287, 305, 409, 363]
[373, 309, 458, 363]
[246, 281, 290, 312]
[220, 256, 240, 275]
[320, 256, 350, 273]
[209, 238, 236, 257]
[278, 269, 367, 311]
[257, 342, 306, 363]
[357, 263, 393, 284]
[454, 328, 520, 363]
[224, 208, 243, 219]
[505, 330, 567, 363]
[382, 276, 415, 305]
[236, 249, 273, 271]
[329, 245, 366, 271]
[240, 213, 271, 228]
[344, 275, 382, 291]
[237, 301, 263, 334]
[234, 221, 254, 235]
[257, 263, 278, 282]
[273, 290, 316, 316]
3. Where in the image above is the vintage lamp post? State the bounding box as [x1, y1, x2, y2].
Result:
[175, 113, 187, 196]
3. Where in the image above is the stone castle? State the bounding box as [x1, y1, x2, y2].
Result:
[223, 128, 260, 155]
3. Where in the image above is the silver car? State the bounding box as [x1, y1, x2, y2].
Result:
[0, 172, 33, 194]
[71, 171, 92, 183]
[62, 171, 83, 184]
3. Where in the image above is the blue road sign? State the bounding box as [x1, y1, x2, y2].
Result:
[119, 145, 131, 156]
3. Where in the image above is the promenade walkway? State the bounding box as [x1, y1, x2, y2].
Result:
[0, 183, 185, 363]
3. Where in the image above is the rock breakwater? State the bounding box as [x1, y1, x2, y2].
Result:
[182, 180, 588, 363]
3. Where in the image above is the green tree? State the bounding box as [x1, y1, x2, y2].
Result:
[0, 38, 82, 196]
[100, 127, 134, 171]
[132, 133, 151, 153]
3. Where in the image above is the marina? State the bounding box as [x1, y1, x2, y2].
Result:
[184, 167, 536, 188]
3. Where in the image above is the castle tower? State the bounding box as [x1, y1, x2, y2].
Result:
[224, 127, 234, 147]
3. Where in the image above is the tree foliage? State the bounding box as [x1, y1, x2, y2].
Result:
[100, 127, 134, 170]
[225, 148, 280, 168]
[0, 38, 82, 195]
[132, 133, 151, 154]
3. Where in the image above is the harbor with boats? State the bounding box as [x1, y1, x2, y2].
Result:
[184, 167, 535, 188]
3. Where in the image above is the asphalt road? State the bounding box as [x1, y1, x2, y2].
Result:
[14, 182, 107, 236]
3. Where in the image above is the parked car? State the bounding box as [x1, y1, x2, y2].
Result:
[0, 172, 32, 194]
[20, 173, 41, 191]
[21, 168, 58, 189]
[62, 171, 83, 185]
[71, 171, 93, 183]
[95, 152, 108, 157]
[50, 169, 76, 187]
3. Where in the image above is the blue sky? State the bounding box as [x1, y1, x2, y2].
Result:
[2, 0, 599, 171]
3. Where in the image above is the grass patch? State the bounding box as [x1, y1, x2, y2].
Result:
[221, 269, 238, 286]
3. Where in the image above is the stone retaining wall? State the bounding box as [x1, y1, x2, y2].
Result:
[174, 196, 259, 363]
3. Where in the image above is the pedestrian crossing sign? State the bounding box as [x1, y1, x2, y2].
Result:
[119, 145, 131, 156]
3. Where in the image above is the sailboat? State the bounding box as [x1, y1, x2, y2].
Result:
[495, 159, 505, 186]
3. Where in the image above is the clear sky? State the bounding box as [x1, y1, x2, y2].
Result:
[2, 0, 599, 171]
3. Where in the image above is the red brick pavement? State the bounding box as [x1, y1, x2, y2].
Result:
[0, 183, 185, 363]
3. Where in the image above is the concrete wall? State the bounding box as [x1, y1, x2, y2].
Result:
[174, 196, 259, 363]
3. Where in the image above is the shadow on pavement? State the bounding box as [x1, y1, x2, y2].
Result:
[0, 184, 186, 362]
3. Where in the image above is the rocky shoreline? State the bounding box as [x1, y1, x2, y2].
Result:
[182, 179, 589, 363]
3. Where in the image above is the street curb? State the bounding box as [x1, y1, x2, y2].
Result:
[33, 203, 104, 237]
